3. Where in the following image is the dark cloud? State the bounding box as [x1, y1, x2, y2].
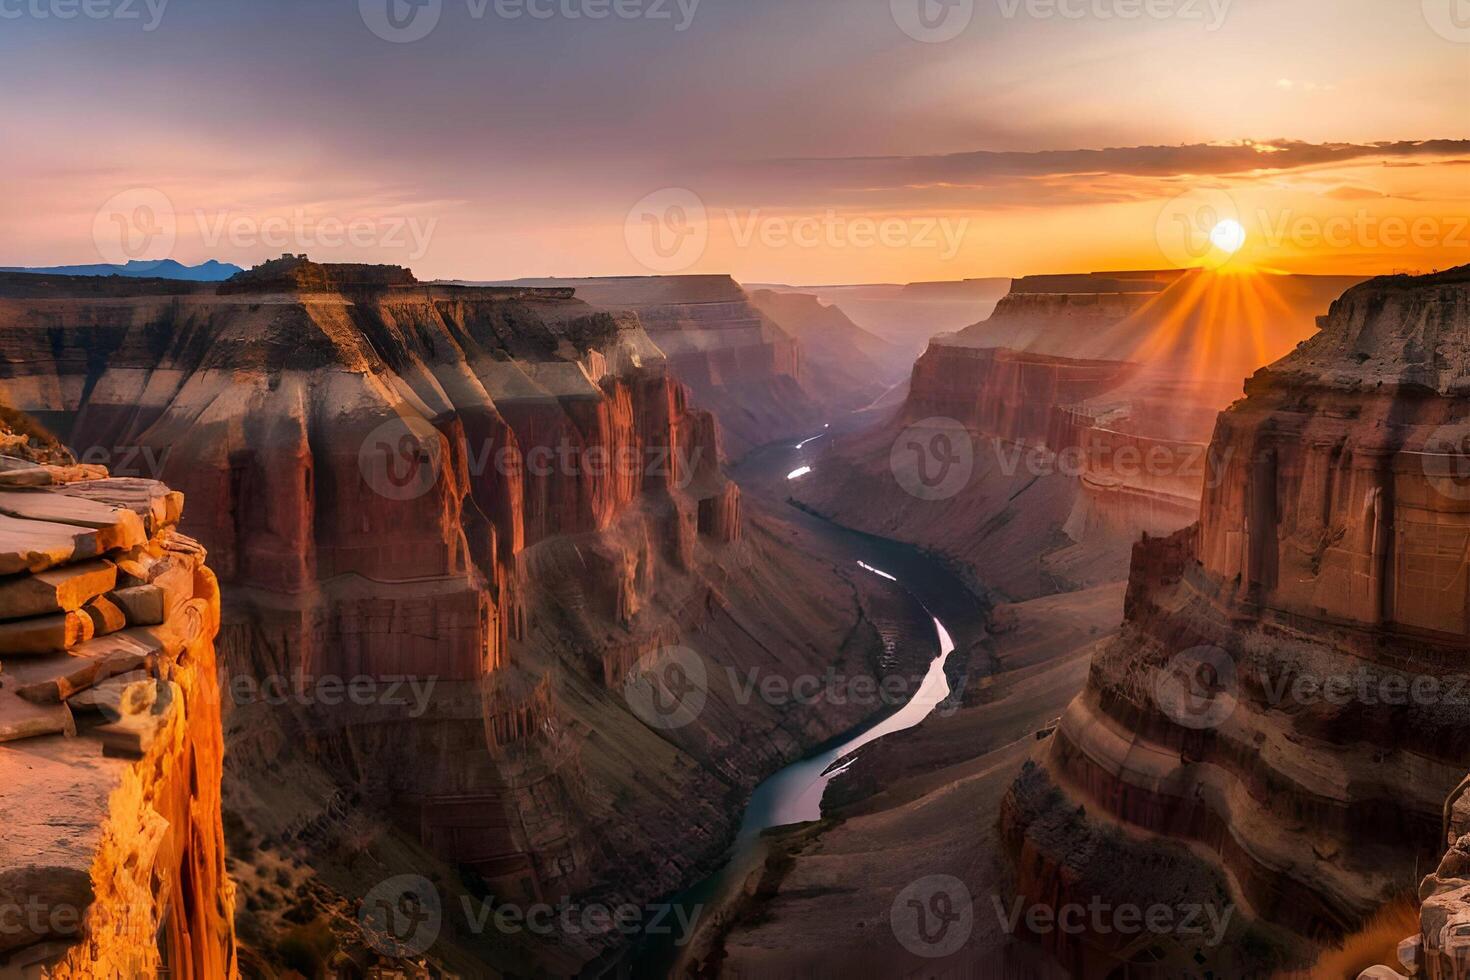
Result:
[743, 140, 1470, 191]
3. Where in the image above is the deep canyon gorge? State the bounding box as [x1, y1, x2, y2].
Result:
[2, 256, 1468, 979]
[5, 2, 1468, 975]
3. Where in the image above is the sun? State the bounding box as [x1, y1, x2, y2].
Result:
[1209, 219, 1247, 255]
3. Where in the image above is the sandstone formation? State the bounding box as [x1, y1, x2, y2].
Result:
[791, 273, 1178, 601]
[0, 258, 909, 972]
[0, 425, 236, 977]
[1399, 771, 1470, 978]
[752, 278, 1012, 358]
[747, 288, 906, 412]
[1002, 265, 1470, 975]
[485, 275, 831, 458]
[795, 269, 1367, 597]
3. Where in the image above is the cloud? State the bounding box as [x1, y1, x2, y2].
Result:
[1323, 184, 1387, 201]
[699, 139, 1470, 211]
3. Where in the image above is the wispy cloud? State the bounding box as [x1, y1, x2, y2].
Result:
[702, 140, 1470, 211]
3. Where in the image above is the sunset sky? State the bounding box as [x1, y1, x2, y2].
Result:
[3, 0, 1467, 283]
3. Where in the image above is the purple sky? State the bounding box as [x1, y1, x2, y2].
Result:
[3, 0, 1467, 281]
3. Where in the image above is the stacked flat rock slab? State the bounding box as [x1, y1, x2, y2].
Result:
[0, 455, 237, 976]
[0, 461, 191, 745]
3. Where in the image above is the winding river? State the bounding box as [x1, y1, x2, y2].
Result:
[633, 422, 987, 976]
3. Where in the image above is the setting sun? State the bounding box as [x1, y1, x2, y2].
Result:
[1210, 218, 1248, 255]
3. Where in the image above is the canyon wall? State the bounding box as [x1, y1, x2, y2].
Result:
[1405, 776, 1470, 978]
[1002, 265, 1470, 975]
[486, 275, 831, 457]
[747, 288, 905, 411]
[791, 273, 1179, 599]
[0, 433, 236, 977]
[0, 258, 905, 972]
[793, 269, 1364, 597]
[750, 277, 1012, 358]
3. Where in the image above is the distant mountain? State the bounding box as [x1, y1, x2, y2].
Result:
[0, 259, 243, 281]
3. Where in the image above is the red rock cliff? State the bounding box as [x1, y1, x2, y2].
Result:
[487, 275, 831, 457]
[0, 260, 899, 971]
[0, 437, 236, 977]
[1002, 265, 1470, 973]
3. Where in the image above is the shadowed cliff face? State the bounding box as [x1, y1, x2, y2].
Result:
[0, 421, 237, 977]
[484, 275, 835, 459]
[746, 288, 907, 411]
[1002, 265, 1470, 975]
[0, 261, 906, 972]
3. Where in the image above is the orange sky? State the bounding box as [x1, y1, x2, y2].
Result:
[2, 0, 1466, 283]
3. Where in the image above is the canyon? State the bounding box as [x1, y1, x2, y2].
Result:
[482, 275, 901, 459]
[0, 257, 946, 975]
[684, 266, 1470, 976]
[3, 255, 1463, 978]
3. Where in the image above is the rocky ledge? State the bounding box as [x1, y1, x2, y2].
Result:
[0, 445, 236, 976]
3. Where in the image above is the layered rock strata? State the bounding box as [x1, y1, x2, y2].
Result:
[0, 258, 900, 971]
[746, 287, 905, 411]
[795, 270, 1365, 595]
[792, 273, 1175, 599]
[488, 275, 828, 457]
[0, 443, 236, 977]
[1003, 265, 1470, 973]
